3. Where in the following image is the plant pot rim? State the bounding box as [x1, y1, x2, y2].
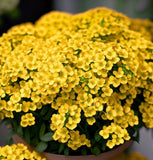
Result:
[13, 134, 133, 160]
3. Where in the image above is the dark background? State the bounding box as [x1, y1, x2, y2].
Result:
[0, 0, 54, 35]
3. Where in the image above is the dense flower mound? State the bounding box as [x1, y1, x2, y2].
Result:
[0, 8, 153, 153]
[0, 143, 45, 160]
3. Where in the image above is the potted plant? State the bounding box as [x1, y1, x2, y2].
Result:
[0, 8, 153, 159]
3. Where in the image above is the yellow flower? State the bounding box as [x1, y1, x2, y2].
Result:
[99, 129, 109, 139]
[20, 113, 35, 127]
[87, 117, 96, 125]
[0, 143, 45, 160]
[102, 86, 113, 96]
[0, 100, 6, 110]
[68, 130, 91, 150]
[10, 93, 21, 104]
[109, 76, 121, 87]
[51, 114, 66, 130]
[84, 106, 96, 117]
[97, 78, 105, 87]
[106, 140, 115, 149]
[88, 78, 97, 89]
[31, 92, 40, 103]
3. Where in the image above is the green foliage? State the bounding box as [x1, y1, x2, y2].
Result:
[64, 147, 69, 156]
[58, 143, 65, 154]
[5, 131, 16, 145]
[40, 106, 49, 116]
[16, 125, 23, 137]
[39, 123, 46, 138]
[91, 146, 101, 155]
[120, 64, 134, 77]
[80, 76, 89, 83]
[40, 132, 54, 142]
[24, 128, 31, 144]
[101, 143, 106, 151]
[81, 147, 87, 155]
[35, 142, 48, 153]
[47, 141, 59, 153]
[94, 132, 101, 142]
[31, 137, 39, 146]
[42, 109, 54, 120]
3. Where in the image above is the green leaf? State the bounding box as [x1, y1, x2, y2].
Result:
[91, 147, 101, 155]
[48, 141, 59, 152]
[64, 147, 69, 156]
[17, 125, 23, 137]
[31, 137, 39, 146]
[30, 124, 39, 135]
[101, 18, 105, 27]
[35, 142, 48, 153]
[40, 132, 53, 142]
[81, 147, 87, 155]
[24, 128, 30, 144]
[8, 119, 18, 130]
[95, 132, 101, 142]
[121, 64, 134, 77]
[58, 143, 65, 154]
[39, 123, 46, 138]
[0, 156, 4, 159]
[80, 76, 89, 83]
[43, 108, 54, 120]
[40, 106, 48, 116]
[101, 143, 106, 151]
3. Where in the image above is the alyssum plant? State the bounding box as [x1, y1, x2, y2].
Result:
[0, 8, 153, 156]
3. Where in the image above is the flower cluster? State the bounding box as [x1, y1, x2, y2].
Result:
[130, 19, 153, 41]
[20, 113, 35, 127]
[99, 123, 130, 149]
[0, 8, 153, 154]
[0, 143, 45, 160]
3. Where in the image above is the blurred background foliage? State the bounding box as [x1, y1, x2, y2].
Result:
[54, 0, 153, 19]
[0, 0, 53, 35]
[0, 0, 153, 35]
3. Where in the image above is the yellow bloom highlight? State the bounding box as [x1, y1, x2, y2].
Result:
[68, 131, 91, 150]
[87, 117, 96, 125]
[99, 123, 130, 149]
